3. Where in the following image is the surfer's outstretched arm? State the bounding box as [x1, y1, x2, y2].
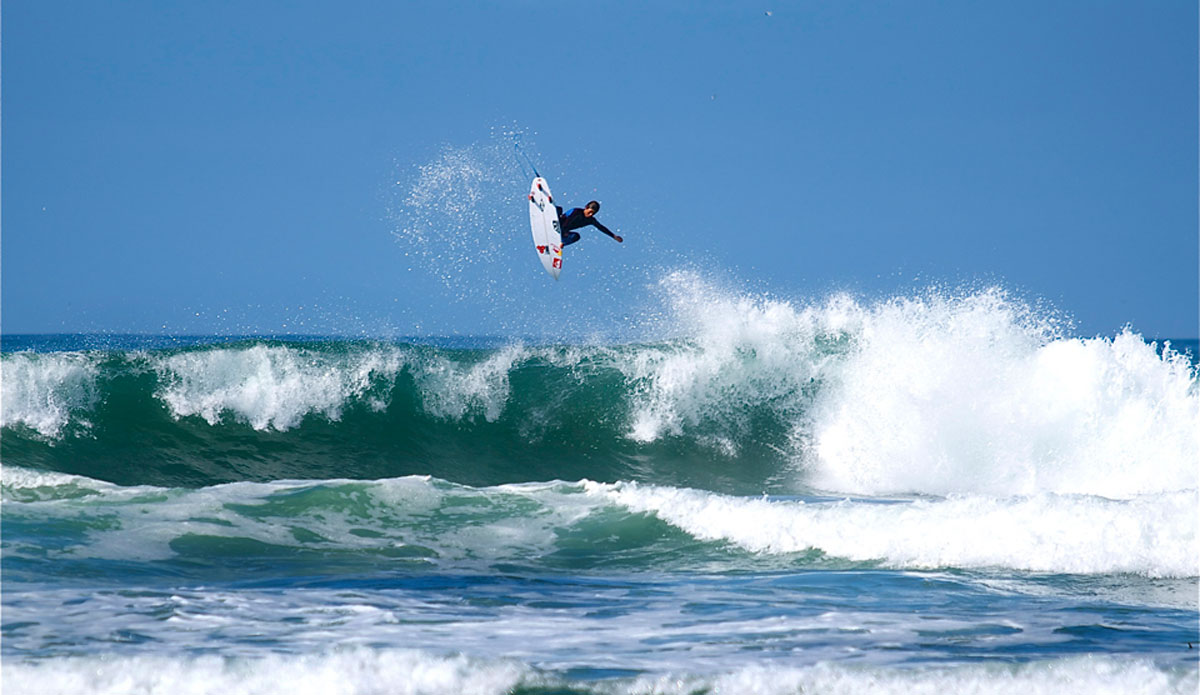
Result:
[590, 219, 623, 243]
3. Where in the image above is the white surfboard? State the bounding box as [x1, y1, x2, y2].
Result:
[528, 176, 563, 279]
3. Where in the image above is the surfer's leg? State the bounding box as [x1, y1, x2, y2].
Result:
[561, 230, 581, 247]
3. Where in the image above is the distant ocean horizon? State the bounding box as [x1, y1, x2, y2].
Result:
[4, 283, 1197, 694]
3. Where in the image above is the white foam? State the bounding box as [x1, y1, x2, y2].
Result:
[0, 351, 101, 437]
[618, 272, 838, 445]
[632, 272, 1199, 498]
[1, 651, 1193, 695]
[150, 343, 552, 429]
[153, 345, 404, 430]
[0, 463, 111, 491]
[806, 300, 1199, 498]
[412, 343, 529, 422]
[0, 649, 533, 695]
[0, 463, 149, 506]
[632, 658, 1198, 695]
[589, 481, 1199, 578]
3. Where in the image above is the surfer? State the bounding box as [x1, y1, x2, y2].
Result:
[556, 201, 623, 247]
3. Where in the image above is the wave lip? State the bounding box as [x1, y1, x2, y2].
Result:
[153, 343, 406, 431]
[1, 351, 102, 438]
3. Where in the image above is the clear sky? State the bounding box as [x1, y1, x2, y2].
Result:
[3, 1, 1197, 339]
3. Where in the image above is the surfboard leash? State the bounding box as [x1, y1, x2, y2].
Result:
[513, 141, 541, 179]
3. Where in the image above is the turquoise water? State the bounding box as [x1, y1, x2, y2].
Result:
[3, 291, 1198, 694]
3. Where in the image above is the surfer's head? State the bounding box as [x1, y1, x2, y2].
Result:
[584, 201, 600, 217]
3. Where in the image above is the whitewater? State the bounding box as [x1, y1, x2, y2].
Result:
[3, 275, 1198, 694]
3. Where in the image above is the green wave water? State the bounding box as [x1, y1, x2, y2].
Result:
[3, 324, 1197, 498]
[1, 337, 822, 491]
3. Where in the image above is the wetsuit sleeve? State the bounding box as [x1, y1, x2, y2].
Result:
[587, 217, 617, 239]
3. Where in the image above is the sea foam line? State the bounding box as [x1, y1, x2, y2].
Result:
[588, 481, 1200, 578]
[1, 651, 1194, 695]
[4, 462, 1197, 578]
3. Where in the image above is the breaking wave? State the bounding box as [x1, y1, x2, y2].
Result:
[3, 275, 1196, 499]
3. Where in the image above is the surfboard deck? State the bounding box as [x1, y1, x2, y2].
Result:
[528, 176, 563, 279]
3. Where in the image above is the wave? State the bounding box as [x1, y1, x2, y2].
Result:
[4, 467, 1194, 578]
[3, 649, 1195, 695]
[1, 339, 770, 490]
[591, 481, 1199, 578]
[3, 275, 1197, 497]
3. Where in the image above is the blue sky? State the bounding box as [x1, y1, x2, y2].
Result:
[3, 1, 1196, 338]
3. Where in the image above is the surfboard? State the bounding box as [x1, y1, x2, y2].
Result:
[528, 176, 563, 279]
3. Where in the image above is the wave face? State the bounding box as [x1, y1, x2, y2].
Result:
[4, 276, 1197, 499]
[3, 337, 783, 490]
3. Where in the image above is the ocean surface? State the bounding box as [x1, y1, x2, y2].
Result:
[3, 286, 1198, 694]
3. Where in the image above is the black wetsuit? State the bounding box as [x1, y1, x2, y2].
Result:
[556, 206, 616, 247]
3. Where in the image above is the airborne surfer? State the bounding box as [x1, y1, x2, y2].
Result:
[555, 201, 623, 247]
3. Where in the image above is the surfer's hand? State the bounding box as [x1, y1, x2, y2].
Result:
[614, 235, 623, 243]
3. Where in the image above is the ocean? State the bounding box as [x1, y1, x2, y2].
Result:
[3, 283, 1198, 694]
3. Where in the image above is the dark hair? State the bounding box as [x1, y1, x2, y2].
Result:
[585, 200, 600, 213]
